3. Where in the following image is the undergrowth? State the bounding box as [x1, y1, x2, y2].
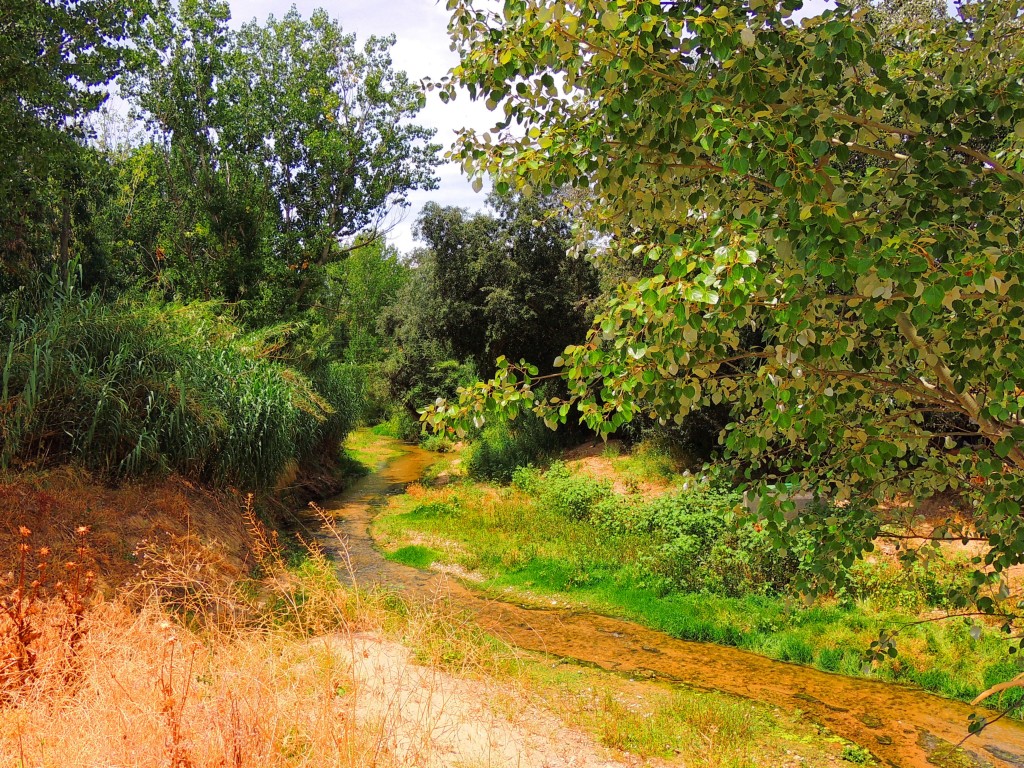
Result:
[0, 477, 861, 768]
[0, 502, 518, 767]
[375, 468, 1024, 715]
[0, 271, 361, 486]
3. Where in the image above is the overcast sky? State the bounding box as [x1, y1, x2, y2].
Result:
[226, 0, 832, 253]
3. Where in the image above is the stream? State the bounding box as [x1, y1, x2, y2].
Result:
[305, 443, 1024, 768]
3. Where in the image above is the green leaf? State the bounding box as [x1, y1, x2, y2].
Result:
[601, 11, 621, 30]
[922, 285, 945, 311]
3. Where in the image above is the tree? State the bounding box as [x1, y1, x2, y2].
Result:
[234, 10, 440, 307]
[377, 193, 598, 421]
[0, 0, 146, 284]
[123, 1, 439, 316]
[425, 0, 1024, 652]
[119, 0, 281, 305]
[414, 193, 599, 375]
[336, 238, 409, 365]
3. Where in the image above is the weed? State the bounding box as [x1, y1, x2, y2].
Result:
[817, 648, 846, 672]
[0, 278, 360, 485]
[370, 408, 421, 442]
[419, 433, 454, 453]
[0, 525, 95, 699]
[842, 744, 876, 764]
[538, 461, 611, 521]
[465, 415, 558, 482]
[158, 636, 198, 768]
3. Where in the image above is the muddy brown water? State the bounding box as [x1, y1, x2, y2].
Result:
[304, 444, 1024, 768]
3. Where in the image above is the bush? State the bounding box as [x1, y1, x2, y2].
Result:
[420, 433, 455, 453]
[510, 465, 542, 493]
[638, 488, 802, 597]
[464, 414, 557, 482]
[371, 408, 422, 442]
[0, 274, 350, 486]
[846, 556, 975, 612]
[536, 462, 612, 520]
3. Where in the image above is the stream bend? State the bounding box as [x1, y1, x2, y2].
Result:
[306, 445, 1024, 768]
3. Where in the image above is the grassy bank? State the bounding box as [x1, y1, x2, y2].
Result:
[373, 449, 1024, 715]
[1, 278, 361, 486]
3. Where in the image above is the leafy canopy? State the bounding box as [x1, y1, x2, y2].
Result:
[413, 193, 599, 375]
[424, 0, 1024, 634]
[0, 0, 147, 282]
[120, 0, 439, 314]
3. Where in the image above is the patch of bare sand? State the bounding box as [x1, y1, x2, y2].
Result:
[339, 632, 626, 768]
[568, 458, 666, 497]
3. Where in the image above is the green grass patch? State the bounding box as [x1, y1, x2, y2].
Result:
[373, 471, 1024, 715]
[521, 656, 858, 766]
[344, 428, 407, 469]
[388, 544, 443, 569]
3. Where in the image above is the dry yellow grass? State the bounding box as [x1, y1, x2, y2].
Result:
[0, 467, 255, 593]
[0, 494, 626, 768]
[3, 599, 392, 767]
[1, 574, 628, 768]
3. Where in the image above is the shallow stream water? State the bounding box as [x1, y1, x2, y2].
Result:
[304, 444, 1024, 768]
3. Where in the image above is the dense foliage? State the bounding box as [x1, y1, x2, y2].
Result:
[0, 270, 360, 485]
[117, 0, 439, 317]
[0, 0, 145, 287]
[424, 0, 1024, 652]
[522, 462, 800, 596]
[0, 0, 441, 481]
[378, 193, 599, 424]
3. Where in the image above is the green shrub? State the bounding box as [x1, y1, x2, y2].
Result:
[591, 494, 651, 534]
[371, 408, 421, 441]
[420, 433, 455, 453]
[840, 745, 874, 765]
[465, 414, 557, 482]
[846, 556, 975, 612]
[537, 462, 612, 521]
[639, 488, 801, 596]
[511, 465, 541, 493]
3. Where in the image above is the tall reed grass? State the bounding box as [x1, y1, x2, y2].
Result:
[0, 270, 360, 486]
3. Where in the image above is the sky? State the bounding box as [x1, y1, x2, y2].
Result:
[226, 0, 833, 253]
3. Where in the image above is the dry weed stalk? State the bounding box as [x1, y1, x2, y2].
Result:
[242, 493, 285, 574]
[0, 524, 95, 700]
[131, 520, 251, 631]
[158, 631, 198, 768]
